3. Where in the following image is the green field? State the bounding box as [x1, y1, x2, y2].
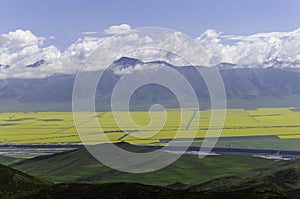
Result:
[0, 108, 300, 151]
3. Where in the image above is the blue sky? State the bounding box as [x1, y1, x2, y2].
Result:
[0, 0, 299, 48]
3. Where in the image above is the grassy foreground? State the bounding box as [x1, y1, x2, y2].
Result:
[11, 143, 281, 185]
[1, 142, 300, 199]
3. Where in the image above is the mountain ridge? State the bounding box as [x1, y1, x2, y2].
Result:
[1, 57, 300, 111]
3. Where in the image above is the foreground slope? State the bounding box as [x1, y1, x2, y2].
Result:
[3, 142, 300, 198]
[192, 159, 300, 193]
[2, 159, 295, 199]
[0, 164, 49, 199]
[20, 182, 291, 199]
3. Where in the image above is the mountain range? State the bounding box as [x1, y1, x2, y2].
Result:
[1, 57, 300, 111]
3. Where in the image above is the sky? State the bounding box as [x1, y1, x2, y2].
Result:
[0, 0, 299, 49]
[1, 0, 300, 79]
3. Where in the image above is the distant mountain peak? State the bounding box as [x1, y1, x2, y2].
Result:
[262, 58, 300, 68]
[113, 57, 143, 69]
[144, 60, 174, 67]
[216, 62, 237, 69]
[26, 60, 47, 68]
[0, 64, 10, 69]
[110, 57, 182, 75]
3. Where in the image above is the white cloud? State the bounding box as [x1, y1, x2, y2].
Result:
[0, 29, 49, 66]
[0, 29, 44, 49]
[195, 28, 300, 66]
[1, 27, 300, 79]
[0, 29, 62, 78]
[82, 31, 98, 35]
[104, 24, 132, 34]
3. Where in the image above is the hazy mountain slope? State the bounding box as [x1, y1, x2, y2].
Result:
[222, 67, 300, 99]
[0, 74, 74, 102]
[1, 58, 300, 111]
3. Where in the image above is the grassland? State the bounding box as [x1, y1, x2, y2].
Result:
[0, 108, 300, 153]
[11, 143, 280, 185]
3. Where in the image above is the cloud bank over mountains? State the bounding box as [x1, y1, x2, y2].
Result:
[1, 24, 300, 78]
[195, 29, 300, 66]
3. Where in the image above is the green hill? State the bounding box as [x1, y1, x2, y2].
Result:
[12, 142, 281, 185]
[0, 155, 22, 166]
[19, 181, 292, 199]
[2, 141, 300, 199]
[19, 182, 195, 199]
[0, 161, 295, 199]
[189, 159, 300, 198]
[0, 162, 294, 199]
[0, 164, 49, 199]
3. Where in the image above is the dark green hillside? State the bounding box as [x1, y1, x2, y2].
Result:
[18, 181, 292, 199]
[0, 155, 22, 166]
[0, 164, 49, 199]
[190, 159, 300, 198]
[2, 146, 300, 199]
[19, 182, 192, 199]
[12, 142, 281, 185]
[194, 163, 300, 191]
[0, 162, 293, 199]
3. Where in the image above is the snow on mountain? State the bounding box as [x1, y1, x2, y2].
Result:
[26, 59, 47, 68]
[110, 57, 175, 75]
